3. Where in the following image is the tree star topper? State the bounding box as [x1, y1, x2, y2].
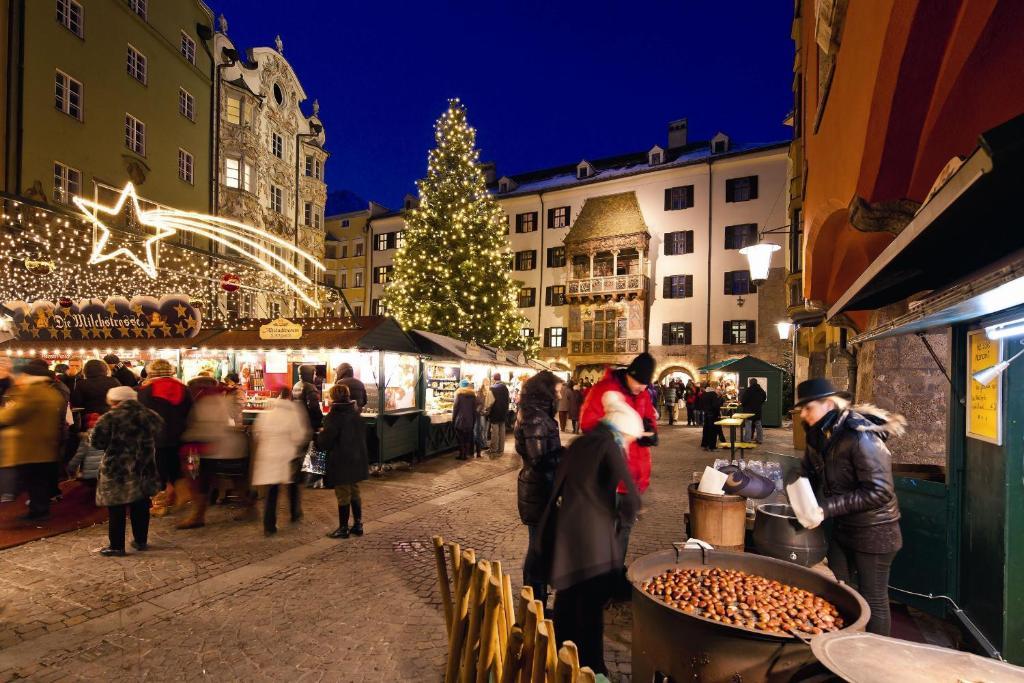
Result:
[73, 182, 175, 279]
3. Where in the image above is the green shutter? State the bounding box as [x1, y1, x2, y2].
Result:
[663, 277, 672, 299]
[723, 320, 732, 344]
[664, 188, 672, 210]
[747, 320, 757, 343]
[724, 271, 734, 294]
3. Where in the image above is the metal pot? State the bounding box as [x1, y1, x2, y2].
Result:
[627, 547, 869, 683]
[753, 503, 828, 567]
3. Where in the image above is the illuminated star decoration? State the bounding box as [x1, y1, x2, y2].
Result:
[73, 182, 326, 308]
[73, 183, 177, 279]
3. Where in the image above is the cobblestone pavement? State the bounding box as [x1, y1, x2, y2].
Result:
[0, 419, 799, 681]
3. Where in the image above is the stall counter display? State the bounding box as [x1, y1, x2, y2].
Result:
[425, 363, 461, 420]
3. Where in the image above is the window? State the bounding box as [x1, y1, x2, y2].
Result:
[724, 223, 758, 250]
[339, 271, 348, 289]
[373, 266, 393, 284]
[724, 320, 756, 344]
[305, 156, 315, 177]
[547, 246, 566, 268]
[352, 304, 362, 316]
[179, 231, 194, 248]
[650, 152, 663, 165]
[341, 219, 350, 228]
[724, 270, 757, 295]
[224, 157, 253, 191]
[225, 96, 242, 124]
[128, 0, 146, 19]
[354, 241, 364, 257]
[304, 203, 313, 226]
[790, 208, 804, 273]
[518, 288, 536, 308]
[340, 244, 349, 258]
[514, 250, 536, 271]
[725, 176, 759, 202]
[544, 327, 567, 348]
[177, 148, 193, 184]
[124, 113, 145, 155]
[178, 88, 195, 121]
[270, 185, 283, 214]
[354, 270, 364, 287]
[369, 299, 386, 316]
[53, 161, 81, 205]
[56, 0, 83, 37]
[521, 328, 534, 339]
[180, 31, 196, 65]
[713, 140, 728, 154]
[271, 133, 283, 159]
[126, 45, 147, 84]
[54, 71, 82, 120]
[548, 206, 570, 228]
[664, 185, 694, 211]
[663, 230, 694, 255]
[663, 275, 693, 299]
[515, 212, 537, 233]
[545, 285, 566, 306]
[577, 162, 592, 180]
[374, 231, 403, 251]
[662, 322, 692, 346]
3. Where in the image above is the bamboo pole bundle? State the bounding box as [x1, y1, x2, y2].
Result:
[459, 560, 492, 683]
[432, 536, 454, 631]
[444, 549, 476, 683]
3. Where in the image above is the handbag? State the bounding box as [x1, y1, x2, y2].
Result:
[180, 444, 202, 480]
[300, 441, 327, 476]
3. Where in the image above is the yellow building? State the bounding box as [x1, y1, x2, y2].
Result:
[2, 0, 214, 213]
[323, 195, 387, 317]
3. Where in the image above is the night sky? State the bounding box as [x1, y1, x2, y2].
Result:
[209, 1, 795, 210]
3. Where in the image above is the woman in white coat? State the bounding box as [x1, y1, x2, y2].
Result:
[252, 389, 311, 535]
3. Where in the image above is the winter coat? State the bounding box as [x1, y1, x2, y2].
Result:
[566, 387, 583, 420]
[557, 386, 570, 412]
[137, 377, 193, 450]
[0, 378, 67, 467]
[335, 376, 368, 412]
[67, 429, 102, 480]
[477, 383, 494, 416]
[514, 392, 563, 525]
[488, 382, 511, 423]
[110, 363, 139, 389]
[802, 405, 904, 533]
[740, 383, 767, 420]
[317, 401, 369, 487]
[527, 424, 640, 591]
[685, 384, 700, 405]
[699, 389, 723, 418]
[182, 391, 242, 460]
[579, 368, 658, 494]
[452, 387, 479, 433]
[292, 365, 323, 430]
[91, 400, 162, 506]
[251, 398, 311, 486]
[71, 375, 121, 417]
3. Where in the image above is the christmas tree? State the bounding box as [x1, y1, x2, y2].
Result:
[387, 100, 533, 352]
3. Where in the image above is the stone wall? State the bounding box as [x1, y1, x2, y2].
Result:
[854, 301, 948, 466]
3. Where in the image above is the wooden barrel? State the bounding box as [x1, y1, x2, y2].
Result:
[687, 483, 747, 551]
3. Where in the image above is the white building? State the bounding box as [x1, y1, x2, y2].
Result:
[370, 121, 790, 381]
[212, 20, 328, 318]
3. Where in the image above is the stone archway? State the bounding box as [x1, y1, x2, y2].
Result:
[657, 364, 697, 386]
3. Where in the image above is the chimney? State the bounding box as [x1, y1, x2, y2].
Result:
[668, 118, 688, 149]
[478, 161, 496, 185]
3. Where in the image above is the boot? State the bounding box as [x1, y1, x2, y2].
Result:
[150, 489, 169, 518]
[173, 478, 192, 506]
[327, 505, 350, 539]
[350, 499, 364, 536]
[176, 480, 207, 529]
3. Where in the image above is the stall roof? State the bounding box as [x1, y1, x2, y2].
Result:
[829, 114, 1024, 319]
[697, 355, 785, 374]
[0, 329, 225, 353]
[410, 330, 531, 367]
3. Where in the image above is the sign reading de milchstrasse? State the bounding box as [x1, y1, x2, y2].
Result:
[259, 318, 303, 340]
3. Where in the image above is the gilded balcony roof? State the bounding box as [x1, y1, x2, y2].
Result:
[564, 192, 650, 245]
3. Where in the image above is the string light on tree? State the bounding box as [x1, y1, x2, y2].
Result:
[385, 99, 533, 354]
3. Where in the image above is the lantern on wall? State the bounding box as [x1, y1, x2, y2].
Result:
[739, 242, 780, 286]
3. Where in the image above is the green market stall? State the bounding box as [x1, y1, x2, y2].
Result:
[697, 355, 786, 427]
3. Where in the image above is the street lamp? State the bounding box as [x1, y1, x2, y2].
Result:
[973, 344, 1024, 387]
[776, 321, 793, 340]
[739, 242, 781, 286]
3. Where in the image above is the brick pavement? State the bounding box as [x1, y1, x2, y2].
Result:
[0, 422, 799, 681]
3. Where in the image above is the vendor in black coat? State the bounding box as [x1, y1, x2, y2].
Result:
[739, 378, 767, 443]
[71, 359, 121, 418]
[794, 378, 904, 636]
[334, 362, 367, 413]
[452, 380, 480, 460]
[698, 384, 725, 450]
[513, 370, 563, 604]
[527, 391, 643, 676]
[318, 384, 369, 539]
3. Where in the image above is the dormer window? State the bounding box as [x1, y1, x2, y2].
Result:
[497, 176, 517, 194]
[577, 160, 594, 180]
[403, 193, 418, 210]
[648, 145, 665, 166]
[712, 132, 730, 154]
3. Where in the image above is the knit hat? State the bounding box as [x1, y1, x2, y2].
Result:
[107, 385, 137, 403]
[601, 391, 650, 439]
[146, 358, 176, 378]
[625, 352, 656, 386]
[18, 358, 51, 376]
[459, 379, 470, 388]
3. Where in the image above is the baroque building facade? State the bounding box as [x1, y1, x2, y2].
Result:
[212, 19, 328, 318]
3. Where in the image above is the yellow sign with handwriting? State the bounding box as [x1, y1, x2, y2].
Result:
[967, 330, 1002, 445]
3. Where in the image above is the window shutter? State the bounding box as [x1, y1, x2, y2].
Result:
[724, 271, 734, 295]
[685, 323, 692, 344]
[747, 321, 757, 343]
[686, 185, 694, 208]
[663, 277, 672, 299]
[545, 287, 552, 306]
[664, 189, 671, 211]
[686, 231, 694, 253]
[725, 179, 734, 203]
[723, 321, 732, 344]
[515, 214, 522, 233]
[565, 207, 571, 224]
[662, 323, 670, 346]
[547, 208, 554, 228]
[531, 212, 538, 230]
[750, 275, 758, 294]
[750, 176, 759, 200]
[664, 234, 671, 256]
[685, 275, 693, 297]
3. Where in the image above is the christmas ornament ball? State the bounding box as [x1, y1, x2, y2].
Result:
[220, 273, 241, 292]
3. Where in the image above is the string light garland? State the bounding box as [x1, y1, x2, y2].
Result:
[385, 99, 535, 355]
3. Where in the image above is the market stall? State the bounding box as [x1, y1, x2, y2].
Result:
[697, 355, 786, 427]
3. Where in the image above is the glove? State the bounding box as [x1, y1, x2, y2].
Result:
[637, 418, 659, 447]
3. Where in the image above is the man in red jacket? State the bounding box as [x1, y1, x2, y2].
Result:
[579, 352, 658, 587]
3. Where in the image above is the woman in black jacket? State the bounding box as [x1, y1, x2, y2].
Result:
[451, 379, 479, 460]
[513, 370, 563, 603]
[698, 384, 724, 450]
[317, 384, 369, 539]
[794, 378, 905, 636]
[71, 359, 121, 418]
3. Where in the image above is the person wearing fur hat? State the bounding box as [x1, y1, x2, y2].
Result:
[452, 379, 480, 460]
[0, 359, 67, 520]
[91, 385, 162, 556]
[793, 378, 905, 636]
[137, 359, 193, 517]
[527, 390, 643, 675]
[71, 358, 121, 418]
